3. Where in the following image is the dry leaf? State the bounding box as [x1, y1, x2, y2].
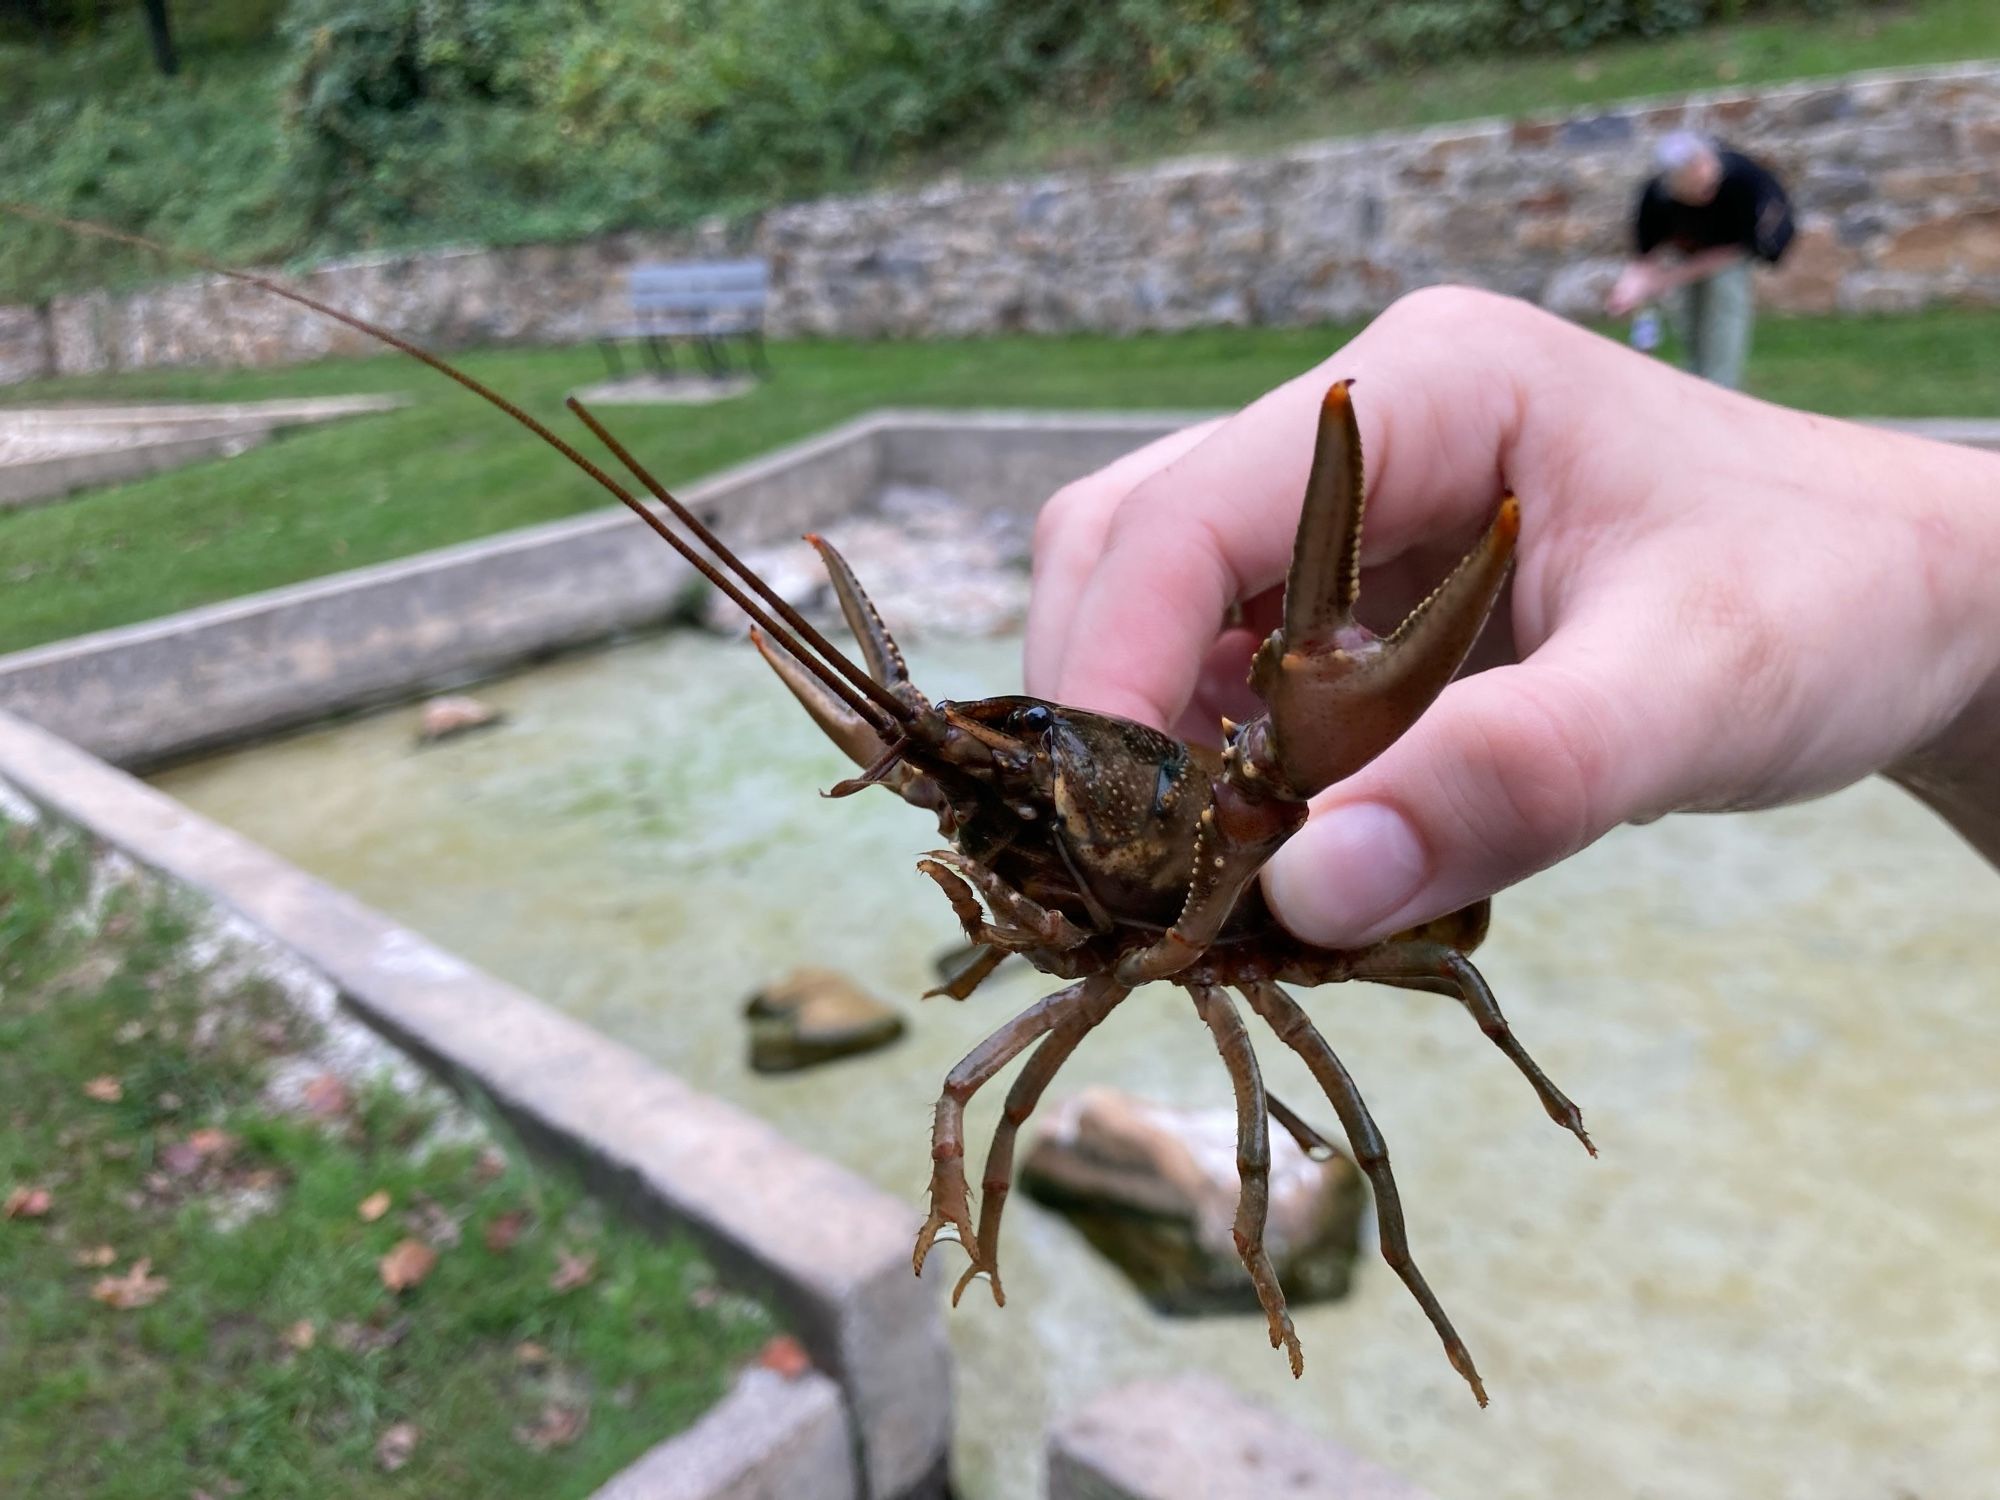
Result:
[113, 1020, 148, 1044]
[375, 1422, 420, 1473]
[356, 1190, 392, 1223]
[549, 1249, 597, 1293]
[187, 1128, 237, 1159]
[73, 1244, 117, 1268]
[483, 1210, 528, 1253]
[514, 1402, 587, 1452]
[83, 1075, 124, 1103]
[378, 1238, 438, 1293]
[92, 1257, 169, 1309]
[159, 1140, 206, 1177]
[282, 1319, 317, 1351]
[300, 1073, 351, 1120]
[757, 1334, 812, 1379]
[513, 1340, 549, 1367]
[472, 1149, 507, 1183]
[3, 1186, 52, 1220]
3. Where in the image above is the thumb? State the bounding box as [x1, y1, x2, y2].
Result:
[1263, 650, 1660, 948]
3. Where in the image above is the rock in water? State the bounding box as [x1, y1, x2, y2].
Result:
[744, 967, 906, 1074]
[1021, 1086, 1362, 1315]
[417, 695, 504, 744]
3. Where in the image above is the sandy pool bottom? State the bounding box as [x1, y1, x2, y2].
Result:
[154, 628, 2000, 1500]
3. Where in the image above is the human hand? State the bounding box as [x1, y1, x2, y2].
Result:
[1604, 262, 1659, 316]
[1026, 288, 2000, 948]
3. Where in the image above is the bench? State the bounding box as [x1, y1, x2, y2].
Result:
[599, 260, 771, 380]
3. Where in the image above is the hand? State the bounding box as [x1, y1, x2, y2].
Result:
[1027, 288, 2000, 948]
[1604, 262, 1659, 316]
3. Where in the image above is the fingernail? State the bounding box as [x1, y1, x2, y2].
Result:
[1265, 802, 1429, 947]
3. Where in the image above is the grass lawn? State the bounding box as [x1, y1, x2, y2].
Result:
[2, 310, 1999, 656]
[0, 815, 775, 1498]
[932, 0, 2000, 181]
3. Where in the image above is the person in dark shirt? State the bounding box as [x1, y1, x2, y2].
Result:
[1605, 132, 1794, 389]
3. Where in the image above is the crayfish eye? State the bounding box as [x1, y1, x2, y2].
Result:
[1011, 704, 1054, 736]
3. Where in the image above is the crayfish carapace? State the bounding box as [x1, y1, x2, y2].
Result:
[9, 205, 1593, 1406]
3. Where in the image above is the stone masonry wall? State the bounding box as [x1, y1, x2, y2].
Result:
[2, 60, 1997, 384]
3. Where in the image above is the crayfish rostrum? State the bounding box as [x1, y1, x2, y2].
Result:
[11, 205, 1593, 1407]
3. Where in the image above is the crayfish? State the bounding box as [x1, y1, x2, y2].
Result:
[10, 205, 1593, 1406]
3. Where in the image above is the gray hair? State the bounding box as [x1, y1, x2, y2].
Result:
[1654, 130, 1716, 174]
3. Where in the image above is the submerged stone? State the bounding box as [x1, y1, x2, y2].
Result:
[744, 967, 906, 1074]
[416, 695, 504, 744]
[1021, 1086, 1362, 1316]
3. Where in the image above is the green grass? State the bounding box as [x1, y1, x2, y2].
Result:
[0, 817, 774, 1498]
[921, 0, 2000, 180]
[3, 313, 1999, 656]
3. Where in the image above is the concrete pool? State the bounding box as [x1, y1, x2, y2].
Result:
[152, 622, 2000, 1500]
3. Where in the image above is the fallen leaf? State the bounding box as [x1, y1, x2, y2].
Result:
[301, 1073, 351, 1120]
[513, 1340, 549, 1367]
[757, 1334, 812, 1379]
[471, 1148, 507, 1183]
[92, 1257, 169, 1309]
[375, 1422, 419, 1472]
[282, 1319, 317, 1351]
[549, 1249, 597, 1293]
[356, 1190, 392, 1223]
[159, 1140, 206, 1177]
[3, 1186, 52, 1220]
[187, 1128, 237, 1159]
[114, 1019, 148, 1044]
[156, 1091, 182, 1113]
[83, 1075, 123, 1103]
[72, 1244, 117, 1268]
[514, 1402, 587, 1452]
[379, 1238, 438, 1293]
[483, 1210, 528, 1253]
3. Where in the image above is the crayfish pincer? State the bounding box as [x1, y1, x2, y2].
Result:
[8, 205, 1589, 1406]
[753, 382, 1594, 1407]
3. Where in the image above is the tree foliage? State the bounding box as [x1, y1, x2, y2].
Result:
[1, 0, 1867, 303]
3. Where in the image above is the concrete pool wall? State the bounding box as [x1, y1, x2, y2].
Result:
[0, 409, 1193, 770]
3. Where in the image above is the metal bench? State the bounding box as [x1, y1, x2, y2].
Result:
[598, 260, 771, 379]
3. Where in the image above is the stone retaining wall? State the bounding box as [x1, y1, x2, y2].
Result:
[2, 60, 1997, 385]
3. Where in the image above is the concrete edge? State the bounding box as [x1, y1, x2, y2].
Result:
[590, 1368, 855, 1500]
[1046, 1373, 1434, 1500]
[0, 707, 950, 1499]
[0, 406, 1198, 769]
[0, 409, 892, 670]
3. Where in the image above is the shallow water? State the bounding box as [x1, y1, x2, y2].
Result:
[156, 628, 2000, 1500]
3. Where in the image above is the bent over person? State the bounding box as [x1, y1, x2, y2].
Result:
[1605, 131, 1794, 389]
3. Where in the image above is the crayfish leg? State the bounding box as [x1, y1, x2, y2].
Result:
[1237, 979, 1488, 1407]
[950, 977, 1128, 1308]
[1189, 983, 1304, 1376]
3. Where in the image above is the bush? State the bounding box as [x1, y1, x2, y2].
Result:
[0, 0, 1875, 303]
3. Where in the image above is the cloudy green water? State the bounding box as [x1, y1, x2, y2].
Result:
[155, 629, 2000, 1500]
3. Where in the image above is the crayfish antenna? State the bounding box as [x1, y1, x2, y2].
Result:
[565, 398, 917, 730]
[0, 202, 906, 742]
